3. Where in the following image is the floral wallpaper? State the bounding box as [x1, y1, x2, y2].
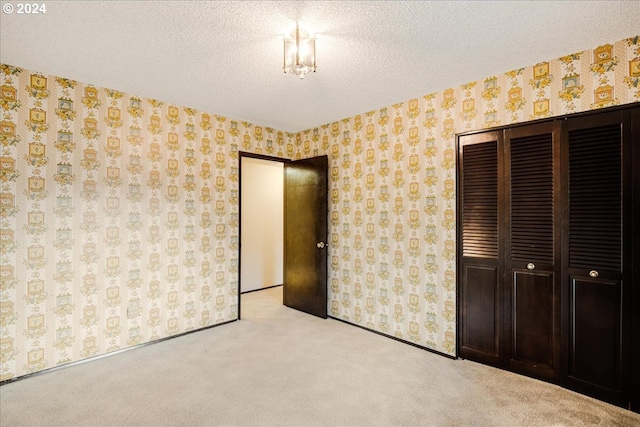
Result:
[1, 35, 639, 380]
[0, 65, 295, 380]
[296, 36, 640, 355]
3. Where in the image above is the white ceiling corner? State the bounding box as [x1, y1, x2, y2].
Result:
[1, 1, 639, 132]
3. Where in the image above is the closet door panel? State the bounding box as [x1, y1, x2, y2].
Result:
[458, 131, 503, 366]
[512, 270, 554, 368]
[564, 110, 630, 406]
[631, 107, 639, 413]
[569, 276, 622, 391]
[506, 122, 561, 381]
[462, 263, 499, 355]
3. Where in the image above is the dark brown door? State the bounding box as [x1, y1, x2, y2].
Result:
[631, 107, 640, 413]
[505, 122, 561, 382]
[562, 110, 631, 406]
[283, 155, 328, 318]
[458, 131, 504, 366]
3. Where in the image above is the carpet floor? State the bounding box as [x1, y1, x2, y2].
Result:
[1, 286, 638, 426]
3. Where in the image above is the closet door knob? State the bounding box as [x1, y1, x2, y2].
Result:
[589, 270, 599, 278]
[527, 263, 535, 270]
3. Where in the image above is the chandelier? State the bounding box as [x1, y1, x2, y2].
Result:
[283, 22, 316, 79]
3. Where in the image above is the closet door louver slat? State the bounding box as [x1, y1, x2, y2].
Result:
[568, 124, 622, 271]
[510, 133, 554, 264]
[462, 141, 498, 259]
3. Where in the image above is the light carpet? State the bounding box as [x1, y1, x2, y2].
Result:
[1, 286, 638, 426]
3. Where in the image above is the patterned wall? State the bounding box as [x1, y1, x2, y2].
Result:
[0, 64, 295, 380]
[295, 36, 640, 355]
[1, 35, 639, 380]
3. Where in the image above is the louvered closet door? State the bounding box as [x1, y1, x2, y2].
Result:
[563, 111, 631, 406]
[458, 131, 503, 366]
[631, 107, 640, 413]
[505, 122, 561, 382]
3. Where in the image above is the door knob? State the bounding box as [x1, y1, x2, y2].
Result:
[316, 242, 325, 249]
[527, 263, 535, 270]
[589, 270, 599, 278]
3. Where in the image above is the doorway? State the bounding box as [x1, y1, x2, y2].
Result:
[238, 152, 329, 320]
[239, 153, 287, 318]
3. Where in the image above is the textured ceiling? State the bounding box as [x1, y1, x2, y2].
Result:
[1, 1, 639, 132]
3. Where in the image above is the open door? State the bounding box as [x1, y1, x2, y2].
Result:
[283, 155, 328, 318]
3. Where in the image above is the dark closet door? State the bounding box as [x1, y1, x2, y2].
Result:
[505, 122, 561, 382]
[458, 131, 504, 366]
[562, 110, 631, 406]
[631, 107, 640, 413]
